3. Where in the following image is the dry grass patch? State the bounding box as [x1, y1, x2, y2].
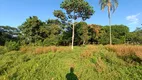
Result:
[80, 45, 97, 58]
[56, 46, 72, 53]
[20, 46, 35, 53]
[106, 45, 142, 63]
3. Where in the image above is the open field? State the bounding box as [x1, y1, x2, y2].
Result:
[1, 0, 142, 80]
[0, 45, 142, 80]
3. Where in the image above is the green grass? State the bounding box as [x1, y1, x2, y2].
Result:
[0, 45, 142, 80]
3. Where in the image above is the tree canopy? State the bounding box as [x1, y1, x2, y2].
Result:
[54, 0, 94, 49]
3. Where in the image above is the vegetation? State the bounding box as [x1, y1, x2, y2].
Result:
[0, 0, 142, 46]
[1, 23, 142, 46]
[0, 45, 141, 80]
[5, 41, 20, 51]
[0, 0, 142, 80]
[99, 0, 118, 45]
[0, 26, 19, 45]
[54, 0, 94, 49]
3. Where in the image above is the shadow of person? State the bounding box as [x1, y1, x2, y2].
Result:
[66, 67, 78, 80]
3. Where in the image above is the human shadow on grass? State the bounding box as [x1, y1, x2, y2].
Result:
[66, 67, 78, 80]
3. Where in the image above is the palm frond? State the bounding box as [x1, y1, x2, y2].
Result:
[101, 3, 107, 11]
[112, 0, 118, 9]
[99, 0, 107, 10]
[99, 0, 103, 4]
[99, 0, 118, 17]
[114, 0, 118, 8]
[111, 4, 115, 13]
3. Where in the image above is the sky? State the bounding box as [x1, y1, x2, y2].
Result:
[0, 0, 142, 31]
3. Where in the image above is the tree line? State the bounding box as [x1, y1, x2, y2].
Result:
[0, 17, 142, 46]
[1, 0, 142, 47]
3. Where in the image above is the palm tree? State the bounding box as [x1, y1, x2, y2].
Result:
[99, 0, 118, 45]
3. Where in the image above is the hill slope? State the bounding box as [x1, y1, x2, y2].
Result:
[0, 45, 142, 80]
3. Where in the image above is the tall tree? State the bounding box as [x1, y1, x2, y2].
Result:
[88, 24, 101, 44]
[19, 16, 44, 44]
[75, 22, 89, 45]
[98, 25, 129, 44]
[59, 0, 94, 49]
[99, 0, 118, 45]
[127, 27, 142, 44]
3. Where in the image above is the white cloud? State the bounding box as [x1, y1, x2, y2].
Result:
[126, 13, 141, 25]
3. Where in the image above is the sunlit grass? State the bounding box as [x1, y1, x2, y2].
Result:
[0, 45, 142, 80]
[20, 46, 72, 54]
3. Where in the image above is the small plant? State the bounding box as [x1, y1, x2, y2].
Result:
[5, 41, 20, 51]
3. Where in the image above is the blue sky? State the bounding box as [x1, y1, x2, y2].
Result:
[0, 0, 142, 31]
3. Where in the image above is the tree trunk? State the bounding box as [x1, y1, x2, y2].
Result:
[72, 19, 75, 49]
[83, 40, 85, 45]
[109, 16, 112, 45]
[107, 0, 112, 45]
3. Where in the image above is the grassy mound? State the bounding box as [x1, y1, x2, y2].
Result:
[0, 45, 142, 80]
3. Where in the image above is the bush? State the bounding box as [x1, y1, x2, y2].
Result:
[5, 41, 20, 51]
[43, 37, 59, 46]
[0, 46, 7, 54]
[34, 40, 43, 46]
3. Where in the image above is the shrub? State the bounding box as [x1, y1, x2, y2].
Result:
[34, 40, 43, 46]
[43, 37, 59, 46]
[0, 46, 7, 54]
[5, 41, 20, 51]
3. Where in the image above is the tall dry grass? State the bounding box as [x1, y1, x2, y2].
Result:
[106, 45, 142, 60]
[80, 45, 97, 58]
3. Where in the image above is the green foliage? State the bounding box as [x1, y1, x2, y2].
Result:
[54, 0, 94, 49]
[18, 16, 62, 46]
[43, 37, 59, 46]
[88, 24, 102, 44]
[34, 40, 43, 46]
[99, 25, 129, 44]
[75, 22, 89, 45]
[5, 41, 20, 51]
[19, 16, 44, 43]
[47, 19, 61, 25]
[60, 26, 72, 46]
[127, 27, 142, 44]
[2, 21, 141, 46]
[43, 21, 62, 46]
[53, 10, 67, 22]
[0, 46, 7, 54]
[60, 0, 94, 21]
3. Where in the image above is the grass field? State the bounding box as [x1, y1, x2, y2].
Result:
[0, 45, 142, 80]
